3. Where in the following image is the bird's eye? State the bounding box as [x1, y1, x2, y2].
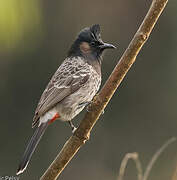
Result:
[90, 41, 96, 46]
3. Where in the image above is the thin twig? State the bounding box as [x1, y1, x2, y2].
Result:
[143, 137, 176, 180]
[40, 1, 168, 179]
[117, 137, 176, 180]
[117, 152, 143, 180]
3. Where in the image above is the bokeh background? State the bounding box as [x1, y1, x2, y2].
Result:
[0, 0, 177, 179]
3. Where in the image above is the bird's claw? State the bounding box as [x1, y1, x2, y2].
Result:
[78, 101, 91, 109]
[68, 121, 77, 134]
[72, 126, 77, 133]
[78, 101, 92, 112]
[86, 105, 91, 112]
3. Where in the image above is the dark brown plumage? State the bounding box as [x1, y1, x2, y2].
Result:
[16, 24, 116, 175]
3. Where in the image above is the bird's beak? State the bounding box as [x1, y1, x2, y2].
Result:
[99, 42, 116, 50]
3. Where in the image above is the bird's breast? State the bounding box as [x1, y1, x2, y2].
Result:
[56, 65, 101, 121]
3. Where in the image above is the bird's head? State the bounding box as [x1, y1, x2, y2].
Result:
[68, 24, 116, 60]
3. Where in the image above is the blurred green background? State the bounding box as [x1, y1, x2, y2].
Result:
[0, 0, 177, 179]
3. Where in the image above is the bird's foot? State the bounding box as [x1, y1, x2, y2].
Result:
[77, 101, 91, 109]
[68, 121, 77, 133]
[72, 126, 77, 133]
[86, 103, 92, 112]
[77, 101, 92, 112]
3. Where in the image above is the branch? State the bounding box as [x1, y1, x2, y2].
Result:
[40, 0, 168, 179]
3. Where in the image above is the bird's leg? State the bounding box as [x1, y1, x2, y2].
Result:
[68, 121, 77, 133]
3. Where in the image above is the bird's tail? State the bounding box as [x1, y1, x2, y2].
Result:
[16, 122, 49, 175]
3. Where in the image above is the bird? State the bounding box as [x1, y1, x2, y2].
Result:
[16, 24, 116, 175]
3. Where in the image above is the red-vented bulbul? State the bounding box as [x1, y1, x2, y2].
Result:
[16, 24, 116, 175]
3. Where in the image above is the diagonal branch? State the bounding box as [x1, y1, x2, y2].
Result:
[40, 0, 168, 179]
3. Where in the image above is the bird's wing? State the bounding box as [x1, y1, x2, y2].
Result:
[32, 58, 90, 127]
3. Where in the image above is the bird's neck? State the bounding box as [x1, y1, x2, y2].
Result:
[67, 39, 81, 57]
[67, 41, 102, 75]
[67, 54, 102, 76]
[89, 60, 102, 76]
[85, 54, 102, 76]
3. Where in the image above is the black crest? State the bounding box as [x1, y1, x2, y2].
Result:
[77, 24, 101, 42]
[90, 24, 100, 40]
